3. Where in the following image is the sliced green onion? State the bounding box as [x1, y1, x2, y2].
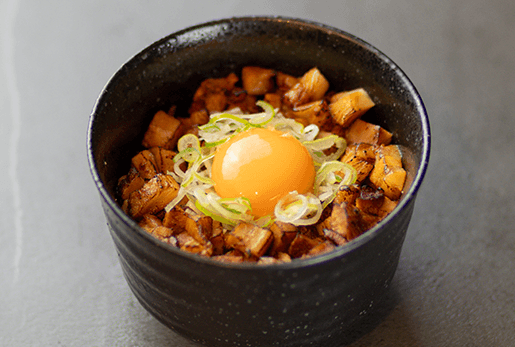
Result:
[199, 121, 240, 144]
[201, 113, 249, 128]
[271, 116, 305, 138]
[198, 123, 220, 133]
[275, 192, 308, 222]
[274, 191, 323, 226]
[254, 215, 274, 228]
[189, 188, 253, 227]
[302, 124, 319, 141]
[315, 161, 356, 191]
[219, 197, 252, 213]
[177, 133, 201, 152]
[300, 195, 324, 225]
[303, 135, 347, 164]
[192, 172, 214, 186]
[195, 199, 237, 226]
[248, 100, 275, 126]
[204, 137, 229, 148]
[164, 186, 187, 213]
[314, 161, 357, 208]
[171, 158, 187, 180]
[173, 146, 201, 164]
[205, 193, 251, 221]
[336, 166, 357, 187]
[304, 135, 338, 151]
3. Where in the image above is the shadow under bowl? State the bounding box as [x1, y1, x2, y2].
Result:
[88, 16, 430, 347]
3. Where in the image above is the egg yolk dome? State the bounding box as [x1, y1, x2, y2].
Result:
[211, 128, 316, 217]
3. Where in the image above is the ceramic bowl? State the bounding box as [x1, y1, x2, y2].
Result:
[88, 16, 430, 347]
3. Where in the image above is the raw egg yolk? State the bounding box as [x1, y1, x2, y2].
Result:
[211, 127, 316, 217]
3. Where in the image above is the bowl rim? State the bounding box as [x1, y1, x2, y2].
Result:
[87, 15, 431, 271]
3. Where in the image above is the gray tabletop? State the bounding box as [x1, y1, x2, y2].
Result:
[1, 0, 514, 346]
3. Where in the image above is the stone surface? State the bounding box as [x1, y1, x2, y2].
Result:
[1, 0, 514, 346]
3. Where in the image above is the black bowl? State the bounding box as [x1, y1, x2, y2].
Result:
[88, 16, 430, 347]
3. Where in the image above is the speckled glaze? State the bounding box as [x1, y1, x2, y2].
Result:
[88, 17, 430, 347]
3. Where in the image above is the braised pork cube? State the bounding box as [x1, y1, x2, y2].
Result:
[345, 119, 392, 146]
[283, 67, 329, 107]
[355, 185, 385, 216]
[275, 71, 299, 92]
[224, 222, 273, 258]
[138, 214, 163, 234]
[263, 92, 282, 109]
[376, 196, 399, 220]
[303, 241, 336, 257]
[131, 150, 159, 180]
[142, 109, 183, 150]
[149, 147, 177, 175]
[276, 252, 292, 263]
[321, 202, 366, 242]
[151, 226, 175, 239]
[333, 184, 360, 205]
[185, 214, 213, 245]
[124, 173, 180, 219]
[329, 88, 375, 128]
[212, 249, 246, 263]
[288, 233, 323, 258]
[369, 145, 406, 200]
[189, 73, 239, 113]
[176, 232, 213, 257]
[163, 206, 190, 234]
[289, 99, 332, 128]
[139, 213, 177, 244]
[241, 66, 276, 95]
[268, 221, 298, 256]
[118, 167, 145, 200]
[180, 109, 210, 135]
[188, 109, 210, 125]
[258, 251, 293, 264]
[340, 143, 376, 184]
[210, 220, 225, 256]
[322, 228, 348, 246]
[226, 88, 259, 113]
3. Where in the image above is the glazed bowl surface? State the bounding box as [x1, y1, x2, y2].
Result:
[88, 16, 430, 347]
